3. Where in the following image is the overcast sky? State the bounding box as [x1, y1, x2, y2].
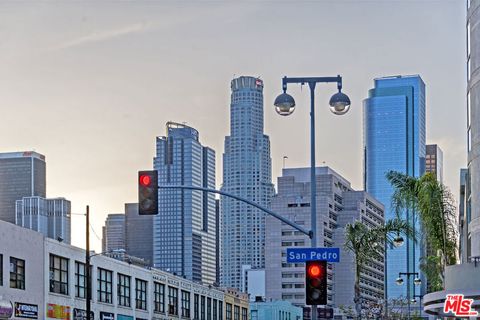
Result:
[0, 0, 466, 251]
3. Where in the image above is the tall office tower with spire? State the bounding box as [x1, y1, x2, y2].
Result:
[154, 122, 216, 284]
[364, 75, 426, 300]
[221, 76, 274, 289]
[0, 151, 46, 223]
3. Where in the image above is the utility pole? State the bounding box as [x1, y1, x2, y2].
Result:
[86, 205, 91, 320]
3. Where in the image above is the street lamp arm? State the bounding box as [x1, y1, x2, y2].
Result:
[282, 76, 342, 91]
[158, 184, 312, 238]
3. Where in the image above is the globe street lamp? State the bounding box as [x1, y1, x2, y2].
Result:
[393, 234, 405, 248]
[396, 272, 422, 318]
[274, 75, 350, 319]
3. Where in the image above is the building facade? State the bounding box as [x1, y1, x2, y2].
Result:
[421, 2, 480, 316]
[250, 300, 303, 320]
[364, 75, 426, 299]
[0, 151, 46, 224]
[265, 167, 384, 312]
[154, 122, 216, 284]
[102, 213, 125, 253]
[467, 0, 480, 262]
[125, 203, 153, 266]
[0, 220, 249, 320]
[221, 76, 274, 290]
[241, 266, 265, 301]
[15, 196, 71, 244]
[425, 144, 444, 183]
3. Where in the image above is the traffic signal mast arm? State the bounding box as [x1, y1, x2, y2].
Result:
[158, 184, 312, 238]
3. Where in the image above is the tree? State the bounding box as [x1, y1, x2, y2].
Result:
[386, 171, 458, 291]
[344, 218, 415, 319]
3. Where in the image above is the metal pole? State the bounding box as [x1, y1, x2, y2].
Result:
[309, 81, 318, 320]
[86, 205, 91, 320]
[158, 185, 311, 237]
[407, 274, 411, 319]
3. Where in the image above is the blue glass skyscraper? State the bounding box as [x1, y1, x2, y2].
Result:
[154, 122, 216, 284]
[363, 75, 426, 299]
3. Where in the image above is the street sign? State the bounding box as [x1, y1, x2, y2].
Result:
[287, 247, 340, 263]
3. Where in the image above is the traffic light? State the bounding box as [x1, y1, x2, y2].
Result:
[138, 170, 158, 215]
[305, 260, 327, 305]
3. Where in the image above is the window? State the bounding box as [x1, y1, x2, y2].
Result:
[219, 301, 223, 320]
[135, 278, 147, 310]
[10, 257, 25, 290]
[242, 308, 248, 320]
[154, 282, 165, 313]
[194, 294, 199, 319]
[201, 296, 206, 320]
[168, 286, 178, 315]
[226, 303, 232, 320]
[50, 254, 68, 294]
[181, 290, 190, 318]
[118, 273, 131, 307]
[234, 306, 240, 320]
[75, 261, 86, 298]
[207, 298, 211, 320]
[213, 299, 217, 320]
[97, 268, 113, 303]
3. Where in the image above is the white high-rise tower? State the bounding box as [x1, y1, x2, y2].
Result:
[221, 76, 274, 289]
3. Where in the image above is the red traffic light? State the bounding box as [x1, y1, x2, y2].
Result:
[138, 171, 158, 215]
[139, 174, 151, 187]
[308, 264, 322, 277]
[305, 260, 327, 305]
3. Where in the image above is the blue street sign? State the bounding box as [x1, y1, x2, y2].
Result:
[287, 247, 340, 263]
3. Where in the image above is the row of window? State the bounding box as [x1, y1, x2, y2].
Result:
[44, 255, 247, 320]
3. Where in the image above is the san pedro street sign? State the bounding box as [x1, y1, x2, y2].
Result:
[287, 247, 340, 263]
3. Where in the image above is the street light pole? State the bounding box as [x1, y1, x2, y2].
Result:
[396, 272, 421, 319]
[275, 75, 351, 320]
[309, 81, 317, 251]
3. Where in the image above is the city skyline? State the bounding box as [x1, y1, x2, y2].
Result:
[0, 1, 466, 251]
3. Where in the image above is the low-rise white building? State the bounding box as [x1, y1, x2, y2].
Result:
[0, 220, 248, 320]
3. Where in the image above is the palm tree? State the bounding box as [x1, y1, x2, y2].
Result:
[344, 218, 414, 319]
[386, 171, 457, 291]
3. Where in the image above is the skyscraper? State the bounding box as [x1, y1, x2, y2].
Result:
[364, 75, 426, 299]
[102, 213, 125, 253]
[125, 202, 153, 265]
[15, 196, 71, 244]
[425, 144, 443, 183]
[265, 167, 385, 311]
[467, 0, 480, 260]
[154, 122, 216, 284]
[221, 76, 274, 290]
[0, 151, 46, 223]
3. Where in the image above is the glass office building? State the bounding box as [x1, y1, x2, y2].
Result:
[221, 76, 274, 289]
[363, 75, 426, 299]
[154, 122, 216, 284]
[0, 151, 46, 224]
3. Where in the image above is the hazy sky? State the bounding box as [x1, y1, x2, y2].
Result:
[0, 0, 466, 251]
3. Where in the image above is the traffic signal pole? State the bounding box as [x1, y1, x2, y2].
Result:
[158, 184, 311, 237]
